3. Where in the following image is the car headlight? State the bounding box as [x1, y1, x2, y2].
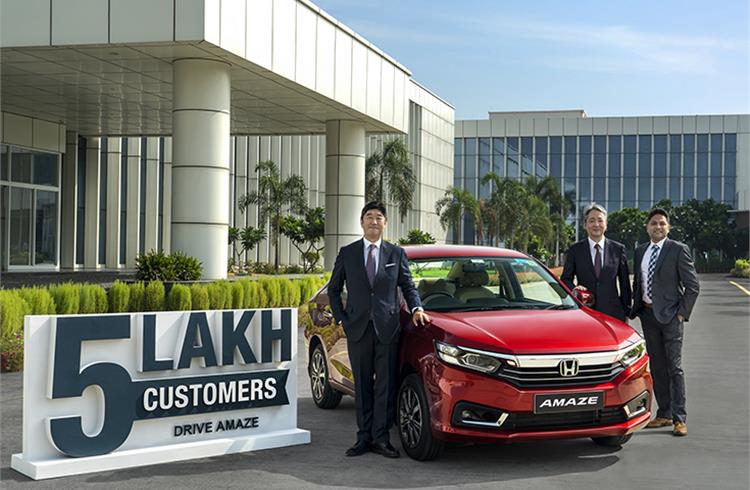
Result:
[435, 341, 504, 374]
[617, 340, 646, 367]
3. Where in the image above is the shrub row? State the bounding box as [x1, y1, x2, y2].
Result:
[0, 275, 327, 372]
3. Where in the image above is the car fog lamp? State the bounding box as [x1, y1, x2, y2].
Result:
[624, 391, 650, 419]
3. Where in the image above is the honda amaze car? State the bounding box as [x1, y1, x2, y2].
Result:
[304, 245, 652, 460]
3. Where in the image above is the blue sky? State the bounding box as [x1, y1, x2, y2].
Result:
[314, 0, 750, 119]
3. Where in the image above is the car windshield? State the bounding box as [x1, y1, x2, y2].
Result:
[409, 256, 578, 312]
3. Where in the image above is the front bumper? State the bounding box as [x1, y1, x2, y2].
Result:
[422, 354, 652, 443]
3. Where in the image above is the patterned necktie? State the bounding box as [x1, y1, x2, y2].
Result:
[646, 244, 660, 301]
[594, 244, 602, 278]
[366, 244, 377, 286]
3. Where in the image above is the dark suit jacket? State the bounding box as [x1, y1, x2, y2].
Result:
[561, 238, 632, 321]
[328, 239, 422, 344]
[630, 238, 700, 324]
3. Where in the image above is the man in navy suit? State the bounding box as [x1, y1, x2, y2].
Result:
[631, 208, 699, 437]
[328, 201, 430, 458]
[561, 203, 631, 321]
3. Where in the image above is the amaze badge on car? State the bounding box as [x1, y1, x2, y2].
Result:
[534, 391, 605, 414]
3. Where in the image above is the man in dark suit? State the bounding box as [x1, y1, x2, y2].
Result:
[561, 203, 631, 321]
[328, 201, 429, 458]
[631, 208, 699, 437]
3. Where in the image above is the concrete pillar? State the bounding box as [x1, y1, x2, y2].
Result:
[60, 131, 78, 269]
[144, 137, 160, 253]
[105, 138, 122, 268]
[125, 138, 141, 268]
[324, 120, 366, 270]
[172, 58, 230, 280]
[83, 137, 100, 269]
[162, 138, 172, 253]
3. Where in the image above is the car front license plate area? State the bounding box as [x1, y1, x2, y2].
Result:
[534, 391, 605, 414]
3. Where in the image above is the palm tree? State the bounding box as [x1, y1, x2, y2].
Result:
[435, 187, 479, 244]
[365, 138, 416, 222]
[523, 176, 572, 264]
[238, 160, 307, 273]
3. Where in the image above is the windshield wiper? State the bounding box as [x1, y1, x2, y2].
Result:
[543, 304, 576, 310]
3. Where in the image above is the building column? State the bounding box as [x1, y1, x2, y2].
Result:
[60, 131, 78, 269]
[105, 138, 122, 268]
[162, 137, 172, 253]
[144, 137, 160, 253]
[125, 138, 141, 268]
[324, 120, 366, 270]
[172, 58, 230, 280]
[83, 137, 100, 269]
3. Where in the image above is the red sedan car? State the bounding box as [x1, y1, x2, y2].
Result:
[304, 245, 652, 460]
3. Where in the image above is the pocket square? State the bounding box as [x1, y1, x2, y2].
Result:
[385, 263, 396, 268]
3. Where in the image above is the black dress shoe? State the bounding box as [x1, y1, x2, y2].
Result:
[371, 442, 400, 458]
[345, 441, 370, 457]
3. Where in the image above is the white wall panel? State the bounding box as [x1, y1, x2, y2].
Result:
[32, 119, 60, 152]
[246, 0, 272, 69]
[315, 18, 335, 98]
[295, 4, 317, 90]
[622, 118, 638, 134]
[220, 0, 246, 58]
[366, 51, 381, 119]
[653, 116, 668, 134]
[393, 70, 406, 132]
[334, 29, 353, 106]
[3, 113, 33, 147]
[350, 40, 367, 113]
[175, 0, 204, 41]
[272, 0, 296, 80]
[51, 0, 107, 45]
[110, 0, 173, 43]
[379, 61, 394, 127]
[0, 0, 50, 47]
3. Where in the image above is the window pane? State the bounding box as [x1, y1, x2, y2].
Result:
[11, 148, 32, 183]
[683, 154, 695, 177]
[1, 145, 8, 180]
[710, 177, 722, 201]
[608, 135, 621, 154]
[697, 153, 708, 177]
[492, 138, 505, 177]
[683, 134, 695, 153]
[579, 177, 591, 202]
[725, 133, 736, 152]
[594, 136, 606, 154]
[710, 153, 721, 177]
[639, 179, 651, 203]
[76, 137, 86, 265]
[521, 137, 533, 177]
[579, 152, 591, 178]
[653, 178, 667, 202]
[669, 177, 681, 202]
[549, 136, 561, 154]
[670, 135, 681, 152]
[724, 180, 736, 206]
[654, 135, 667, 153]
[654, 153, 667, 177]
[608, 177, 620, 203]
[594, 178, 606, 203]
[710, 134, 722, 152]
[696, 178, 708, 200]
[465, 138, 477, 155]
[624, 154, 636, 177]
[623, 177, 636, 202]
[33, 152, 58, 186]
[99, 150, 107, 265]
[9, 187, 32, 265]
[549, 154, 561, 179]
[638, 135, 651, 153]
[120, 141, 128, 265]
[683, 177, 695, 200]
[623, 135, 636, 154]
[697, 134, 708, 152]
[35, 190, 58, 265]
[725, 153, 736, 177]
[454, 138, 462, 157]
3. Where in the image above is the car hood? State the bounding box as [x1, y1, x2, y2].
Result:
[428, 308, 638, 355]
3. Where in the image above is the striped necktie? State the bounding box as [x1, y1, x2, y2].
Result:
[646, 244, 660, 301]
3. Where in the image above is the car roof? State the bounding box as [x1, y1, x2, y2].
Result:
[401, 244, 529, 260]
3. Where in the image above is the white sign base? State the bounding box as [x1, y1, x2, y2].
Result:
[12, 428, 310, 480]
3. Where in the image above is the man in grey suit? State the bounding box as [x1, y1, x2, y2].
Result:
[630, 208, 699, 437]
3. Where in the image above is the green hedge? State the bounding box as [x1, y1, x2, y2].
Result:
[1, 274, 328, 372]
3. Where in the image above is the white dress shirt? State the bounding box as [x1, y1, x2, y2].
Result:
[588, 237, 605, 266]
[640, 237, 667, 302]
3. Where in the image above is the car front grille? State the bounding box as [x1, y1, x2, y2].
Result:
[496, 362, 626, 388]
[504, 407, 628, 431]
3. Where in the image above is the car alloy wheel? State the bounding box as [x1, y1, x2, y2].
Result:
[397, 374, 444, 461]
[309, 343, 342, 409]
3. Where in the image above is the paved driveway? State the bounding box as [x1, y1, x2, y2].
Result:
[1, 274, 748, 489]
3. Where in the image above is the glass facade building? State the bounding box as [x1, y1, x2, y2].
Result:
[454, 111, 749, 243]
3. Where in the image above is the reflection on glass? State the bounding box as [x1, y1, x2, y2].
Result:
[639, 178, 651, 203]
[725, 133, 736, 152]
[653, 178, 666, 202]
[654, 135, 667, 153]
[710, 178, 722, 201]
[654, 154, 667, 177]
[623, 178, 636, 202]
[696, 178, 708, 200]
[11, 148, 32, 183]
[608, 177, 620, 203]
[35, 190, 58, 264]
[683, 177, 695, 200]
[1, 145, 7, 181]
[724, 180, 735, 206]
[725, 153, 736, 177]
[33, 152, 58, 186]
[624, 135, 636, 154]
[10, 187, 32, 265]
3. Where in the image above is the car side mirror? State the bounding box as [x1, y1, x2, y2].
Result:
[574, 289, 595, 307]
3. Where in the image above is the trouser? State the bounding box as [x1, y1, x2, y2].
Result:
[640, 307, 686, 423]
[347, 321, 399, 444]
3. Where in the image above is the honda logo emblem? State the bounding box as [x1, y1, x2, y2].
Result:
[559, 359, 579, 377]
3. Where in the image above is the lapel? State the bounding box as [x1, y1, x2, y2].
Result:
[580, 239, 598, 279]
[377, 241, 393, 282]
[653, 239, 671, 274]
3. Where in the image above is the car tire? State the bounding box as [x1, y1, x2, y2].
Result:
[309, 343, 342, 409]
[397, 373, 444, 461]
[591, 434, 633, 447]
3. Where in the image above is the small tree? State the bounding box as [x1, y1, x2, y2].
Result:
[239, 226, 267, 264]
[398, 229, 436, 245]
[366, 138, 416, 222]
[279, 207, 325, 273]
[238, 160, 307, 273]
[435, 187, 479, 244]
[228, 226, 240, 266]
